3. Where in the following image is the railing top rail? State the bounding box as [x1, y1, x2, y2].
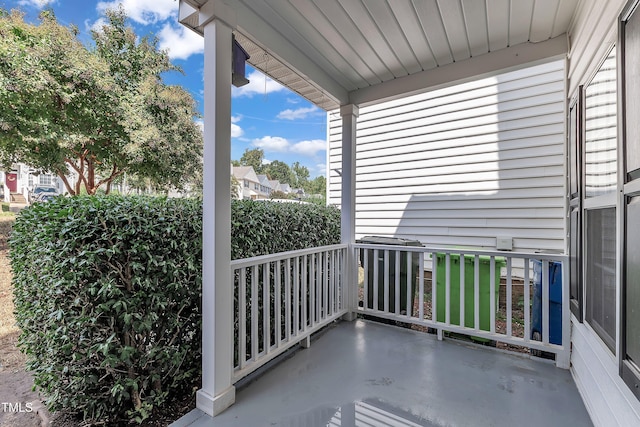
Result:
[352, 242, 568, 262]
[230, 243, 348, 269]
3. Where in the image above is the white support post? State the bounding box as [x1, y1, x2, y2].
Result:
[340, 104, 359, 321]
[197, 2, 236, 417]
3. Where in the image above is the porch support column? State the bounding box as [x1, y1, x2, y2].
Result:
[197, 2, 236, 417]
[340, 104, 359, 320]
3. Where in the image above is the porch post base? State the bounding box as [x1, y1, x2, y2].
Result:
[196, 386, 236, 417]
[342, 311, 357, 322]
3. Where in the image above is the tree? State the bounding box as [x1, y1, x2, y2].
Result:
[240, 148, 264, 174]
[264, 160, 294, 184]
[231, 174, 240, 199]
[305, 175, 326, 195]
[291, 161, 309, 188]
[0, 8, 202, 195]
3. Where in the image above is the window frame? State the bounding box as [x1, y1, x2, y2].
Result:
[581, 44, 618, 354]
[620, 0, 640, 401]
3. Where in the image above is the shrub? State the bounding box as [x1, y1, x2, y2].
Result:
[10, 196, 202, 424]
[231, 199, 341, 258]
[10, 196, 340, 424]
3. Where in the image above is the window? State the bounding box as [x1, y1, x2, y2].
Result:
[586, 208, 617, 352]
[584, 49, 617, 198]
[569, 93, 583, 321]
[39, 174, 52, 186]
[244, 180, 249, 188]
[582, 46, 617, 353]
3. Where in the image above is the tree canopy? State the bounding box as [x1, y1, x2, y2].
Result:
[0, 8, 203, 195]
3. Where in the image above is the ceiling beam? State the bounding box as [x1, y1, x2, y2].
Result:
[349, 35, 568, 107]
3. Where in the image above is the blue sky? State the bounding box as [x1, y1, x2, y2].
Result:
[4, 0, 328, 177]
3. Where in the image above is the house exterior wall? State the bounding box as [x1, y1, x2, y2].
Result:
[328, 60, 566, 253]
[567, 0, 640, 425]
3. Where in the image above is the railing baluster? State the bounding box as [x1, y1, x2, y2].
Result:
[406, 252, 412, 317]
[524, 258, 530, 342]
[263, 262, 271, 354]
[275, 261, 281, 347]
[506, 257, 513, 338]
[309, 254, 315, 328]
[419, 252, 425, 320]
[316, 252, 321, 322]
[251, 264, 259, 361]
[363, 248, 368, 310]
[239, 267, 247, 368]
[285, 258, 291, 341]
[323, 251, 328, 320]
[460, 252, 465, 328]
[431, 251, 437, 322]
[373, 249, 379, 312]
[302, 254, 308, 332]
[542, 259, 550, 345]
[330, 250, 336, 316]
[395, 250, 401, 314]
[384, 250, 390, 313]
[293, 256, 300, 336]
[445, 253, 451, 325]
[474, 255, 480, 331]
[490, 256, 496, 334]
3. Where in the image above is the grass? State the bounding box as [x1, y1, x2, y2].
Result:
[0, 202, 14, 217]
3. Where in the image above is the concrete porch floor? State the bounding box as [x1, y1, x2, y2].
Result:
[172, 319, 592, 427]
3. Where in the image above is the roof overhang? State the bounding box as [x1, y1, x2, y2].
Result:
[179, 0, 576, 110]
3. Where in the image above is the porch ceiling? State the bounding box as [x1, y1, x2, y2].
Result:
[179, 0, 579, 110]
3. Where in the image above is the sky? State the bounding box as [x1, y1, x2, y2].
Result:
[3, 0, 329, 178]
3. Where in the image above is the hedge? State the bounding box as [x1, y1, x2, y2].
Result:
[10, 195, 340, 424]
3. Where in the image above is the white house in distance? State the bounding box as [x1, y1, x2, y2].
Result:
[178, 0, 640, 425]
[1, 164, 66, 203]
[230, 165, 297, 200]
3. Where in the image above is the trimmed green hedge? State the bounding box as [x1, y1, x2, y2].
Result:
[10, 196, 340, 424]
[231, 199, 340, 258]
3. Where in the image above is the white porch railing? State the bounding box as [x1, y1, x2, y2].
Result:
[229, 243, 570, 383]
[353, 243, 570, 368]
[231, 244, 349, 382]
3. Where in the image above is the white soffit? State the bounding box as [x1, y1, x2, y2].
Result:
[179, 0, 579, 110]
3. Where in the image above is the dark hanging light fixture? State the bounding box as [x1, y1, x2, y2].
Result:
[232, 35, 250, 87]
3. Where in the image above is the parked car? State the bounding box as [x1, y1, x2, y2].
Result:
[29, 186, 57, 204]
[33, 193, 57, 203]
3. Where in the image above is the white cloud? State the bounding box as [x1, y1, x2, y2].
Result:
[96, 0, 177, 25]
[231, 123, 243, 138]
[252, 136, 290, 152]
[276, 106, 321, 120]
[232, 71, 286, 98]
[315, 163, 327, 177]
[251, 136, 326, 157]
[85, 17, 108, 34]
[231, 115, 242, 123]
[17, 0, 56, 9]
[158, 23, 204, 60]
[291, 139, 326, 156]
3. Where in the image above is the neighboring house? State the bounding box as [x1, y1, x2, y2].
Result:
[267, 179, 281, 193]
[278, 183, 291, 194]
[2, 163, 65, 203]
[179, 1, 640, 425]
[256, 175, 272, 199]
[231, 166, 261, 200]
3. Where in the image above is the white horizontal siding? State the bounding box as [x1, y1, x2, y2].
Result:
[572, 320, 640, 427]
[328, 60, 566, 253]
